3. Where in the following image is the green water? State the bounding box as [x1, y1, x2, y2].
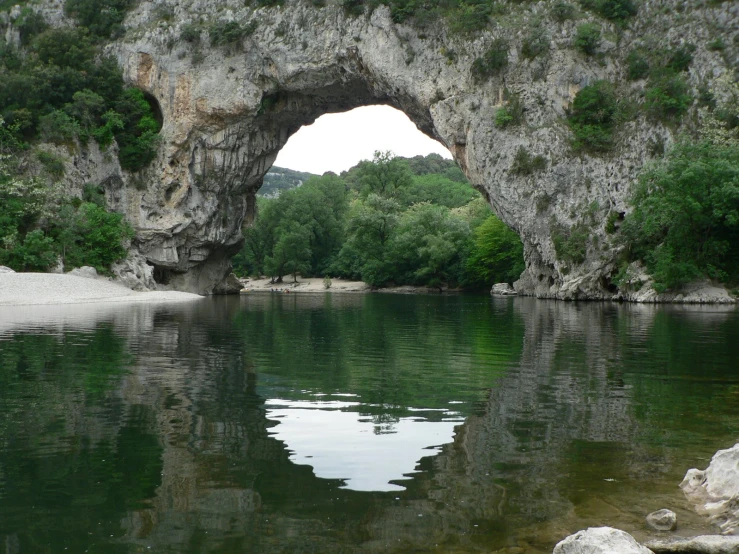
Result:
[0, 295, 737, 553]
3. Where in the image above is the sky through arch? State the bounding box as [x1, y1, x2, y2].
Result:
[274, 105, 452, 174]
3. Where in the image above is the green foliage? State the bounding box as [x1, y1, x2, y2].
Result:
[492, 93, 523, 129]
[551, 1, 576, 22]
[64, 0, 133, 39]
[0, 156, 132, 273]
[579, 0, 636, 21]
[708, 38, 726, 52]
[354, 150, 413, 198]
[620, 140, 739, 291]
[466, 215, 525, 286]
[574, 23, 601, 56]
[471, 39, 509, 82]
[552, 223, 590, 265]
[39, 110, 81, 145]
[446, 2, 495, 34]
[16, 8, 48, 45]
[397, 173, 478, 208]
[0, 24, 160, 171]
[666, 44, 695, 73]
[238, 153, 524, 290]
[568, 80, 620, 152]
[342, 0, 365, 17]
[645, 72, 692, 122]
[180, 23, 202, 44]
[36, 150, 66, 178]
[522, 28, 550, 60]
[626, 50, 650, 80]
[510, 147, 547, 175]
[112, 89, 161, 171]
[209, 20, 257, 48]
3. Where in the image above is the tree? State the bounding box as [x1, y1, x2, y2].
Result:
[332, 194, 401, 285]
[386, 203, 471, 289]
[354, 151, 413, 198]
[265, 222, 312, 283]
[466, 215, 525, 287]
[620, 140, 739, 291]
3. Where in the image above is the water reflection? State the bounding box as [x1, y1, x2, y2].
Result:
[266, 398, 463, 491]
[0, 296, 737, 553]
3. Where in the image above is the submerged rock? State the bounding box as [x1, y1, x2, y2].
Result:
[553, 527, 654, 554]
[646, 535, 739, 553]
[646, 509, 678, 532]
[680, 443, 739, 535]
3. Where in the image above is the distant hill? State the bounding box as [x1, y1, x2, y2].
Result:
[259, 167, 317, 198]
[262, 154, 466, 198]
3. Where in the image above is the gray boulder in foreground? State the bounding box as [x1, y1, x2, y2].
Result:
[0, 266, 15, 274]
[553, 527, 654, 554]
[646, 535, 739, 553]
[680, 443, 739, 535]
[647, 509, 678, 531]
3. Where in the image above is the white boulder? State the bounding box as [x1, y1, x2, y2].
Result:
[680, 443, 739, 535]
[553, 527, 654, 554]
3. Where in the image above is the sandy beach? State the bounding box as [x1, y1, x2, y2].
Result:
[0, 272, 202, 306]
[241, 276, 371, 293]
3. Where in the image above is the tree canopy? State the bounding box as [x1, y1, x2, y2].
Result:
[235, 153, 526, 289]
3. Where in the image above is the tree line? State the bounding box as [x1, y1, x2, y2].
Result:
[233, 152, 525, 290]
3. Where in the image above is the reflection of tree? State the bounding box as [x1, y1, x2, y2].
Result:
[0, 320, 162, 552]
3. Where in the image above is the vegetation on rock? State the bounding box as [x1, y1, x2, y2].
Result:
[0, 156, 133, 273]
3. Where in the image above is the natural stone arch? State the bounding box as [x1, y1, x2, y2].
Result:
[101, 0, 735, 297]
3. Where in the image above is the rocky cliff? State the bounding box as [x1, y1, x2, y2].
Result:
[4, 0, 738, 297]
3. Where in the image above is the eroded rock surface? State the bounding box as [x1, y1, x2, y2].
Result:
[553, 527, 654, 554]
[681, 443, 739, 535]
[646, 535, 739, 554]
[3, 0, 738, 295]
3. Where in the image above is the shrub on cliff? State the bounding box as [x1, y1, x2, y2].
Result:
[645, 72, 692, 122]
[568, 80, 620, 152]
[579, 0, 636, 21]
[64, 0, 134, 39]
[471, 39, 509, 82]
[574, 23, 601, 56]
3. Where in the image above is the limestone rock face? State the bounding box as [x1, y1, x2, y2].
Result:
[9, 0, 738, 295]
[680, 443, 739, 535]
[553, 527, 654, 554]
[646, 509, 678, 532]
[112, 252, 158, 292]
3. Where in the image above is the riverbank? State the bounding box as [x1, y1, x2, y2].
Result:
[0, 272, 202, 306]
[240, 276, 464, 294]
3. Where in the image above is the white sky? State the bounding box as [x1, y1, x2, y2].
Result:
[273, 105, 452, 174]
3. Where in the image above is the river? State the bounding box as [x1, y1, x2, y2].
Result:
[0, 294, 737, 553]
